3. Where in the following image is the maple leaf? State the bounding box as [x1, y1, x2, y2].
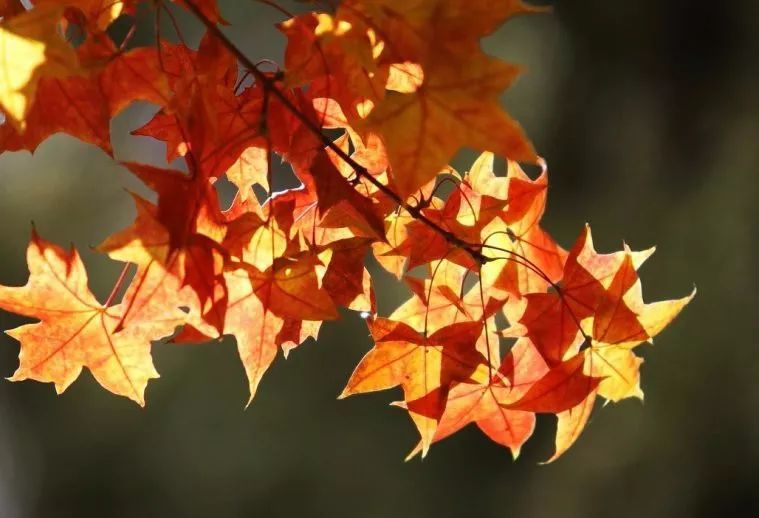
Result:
[506, 228, 691, 400]
[332, 0, 541, 197]
[503, 226, 612, 365]
[545, 388, 598, 463]
[224, 267, 284, 405]
[0, 41, 170, 154]
[245, 253, 339, 322]
[0, 0, 695, 462]
[591, 252, 695, 347]
[406, 337, 548, 459]
[341, 318, 489, 455]
[175, 241, 367, 404]
[0, 230, 177, 405]
[174, 267, 287, 405]
[389, 260, 472, 332]
[357, 51, 535, 198]
[0, 5, 78, 129]
[372, 209, 415, 278]
[226, 146, 269, 201]
[319, 238, 375, 310]
[99, 188, 228, 334]
[478, 156, 566, 298]
[582, 252, 695, 403]
[382, 179, 496, 271]
[279, 11, 384, 118]
[133, 32, 263, 177]
[295, 149, 387, 241]
[506, 352, 601, 414]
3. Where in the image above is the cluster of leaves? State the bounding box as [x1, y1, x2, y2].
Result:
[0, 0, 693, 461]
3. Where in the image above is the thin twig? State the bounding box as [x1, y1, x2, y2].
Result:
[104, 263, 133, 307]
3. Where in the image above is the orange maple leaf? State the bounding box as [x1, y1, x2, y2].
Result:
[357, 51, 535, 198]
[406, 337, 549, 460]
[341, 318, 489, 455]
[0, 40, 170, 155]
[0, 0, 696, 463]
[0, 230, 178, 405]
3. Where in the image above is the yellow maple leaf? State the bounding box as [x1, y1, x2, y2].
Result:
[0, 5, 78, 130]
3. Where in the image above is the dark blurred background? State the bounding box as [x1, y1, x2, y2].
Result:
[1, 1, 757, 516]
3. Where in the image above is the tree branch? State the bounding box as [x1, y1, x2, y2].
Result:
[180, 0, 491, 265]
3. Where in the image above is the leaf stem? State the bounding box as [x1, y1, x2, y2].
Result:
[104, 262, 133, 308]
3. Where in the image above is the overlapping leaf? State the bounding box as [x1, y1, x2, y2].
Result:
[0, 5, 78, 128]
[0, 0, 693, 463]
